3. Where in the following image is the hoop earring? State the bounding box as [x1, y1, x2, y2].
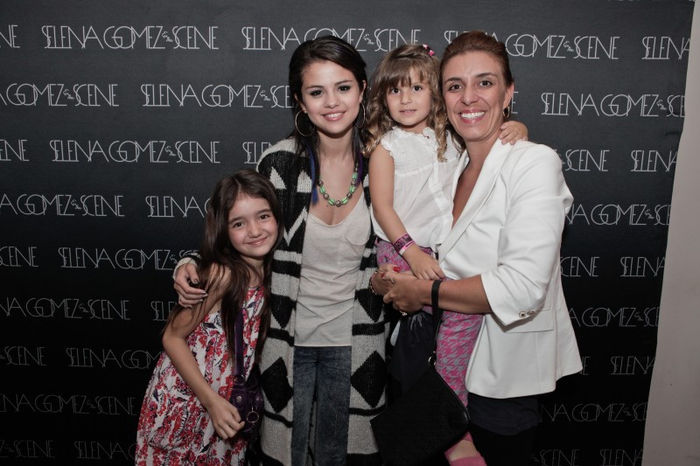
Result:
[503, 106, 511, 119]
[295, 111, 313, 138]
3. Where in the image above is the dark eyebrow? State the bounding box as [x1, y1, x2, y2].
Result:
[229, 208, 272, 223]
[304, 79, 354, 90]
[443, 72, 499, 86]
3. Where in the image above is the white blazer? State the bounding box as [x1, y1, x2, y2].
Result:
[439, 139, 582, 399]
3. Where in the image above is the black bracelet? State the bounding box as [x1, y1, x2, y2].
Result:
[431, 280, 441, 310]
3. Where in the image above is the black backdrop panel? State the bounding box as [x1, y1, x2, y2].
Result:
[0, 1, 692, 464]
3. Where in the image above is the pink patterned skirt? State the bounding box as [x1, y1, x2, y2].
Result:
[435, 309, 483, 406]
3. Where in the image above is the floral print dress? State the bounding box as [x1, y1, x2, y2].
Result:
[135, 286, 264, 466]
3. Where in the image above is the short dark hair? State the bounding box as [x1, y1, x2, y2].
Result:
[441, 31, 514, 87]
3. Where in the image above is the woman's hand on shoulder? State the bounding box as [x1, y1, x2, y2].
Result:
[174, 262, 206, 307]
[499, 120, 528, 145]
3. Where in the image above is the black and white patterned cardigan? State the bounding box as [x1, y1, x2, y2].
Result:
[256, 139, 387, 466]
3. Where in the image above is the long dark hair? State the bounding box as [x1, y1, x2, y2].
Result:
[288, 35, 368, 202]
[167, 170, 283, 359]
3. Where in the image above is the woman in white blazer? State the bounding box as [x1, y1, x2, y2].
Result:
[383, 31, 582, 466]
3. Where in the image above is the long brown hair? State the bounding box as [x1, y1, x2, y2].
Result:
[366, 44, 447, 160]
[167, 170, 283, 359]
[287, 35, 368, 203]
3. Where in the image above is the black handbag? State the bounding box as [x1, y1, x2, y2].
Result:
[229, 309, 264, 441]
[371, 281, 469, 466]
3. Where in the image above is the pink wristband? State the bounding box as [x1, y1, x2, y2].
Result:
[393, 234, 415, 256]
[398, 240, 415, 256]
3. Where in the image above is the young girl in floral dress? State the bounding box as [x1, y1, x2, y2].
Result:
[135, 170, 282, 465]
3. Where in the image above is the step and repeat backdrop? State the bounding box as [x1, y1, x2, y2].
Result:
[0, 1, 693, 464]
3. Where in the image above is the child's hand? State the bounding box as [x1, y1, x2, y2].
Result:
[499, 120, 528, 145]
[403, 247, 445, 280]
[204, 393, 245, 440]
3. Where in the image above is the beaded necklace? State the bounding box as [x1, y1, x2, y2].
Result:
[317, 163, 359, 207]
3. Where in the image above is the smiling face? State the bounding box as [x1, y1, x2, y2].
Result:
[385, 68, 433, 133]
[442, 51, 514, 156]
[227, 193, 278, 269]
[297, 60, 365, 142]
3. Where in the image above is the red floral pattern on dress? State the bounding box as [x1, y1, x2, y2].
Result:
[135, 286, 264, 466]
